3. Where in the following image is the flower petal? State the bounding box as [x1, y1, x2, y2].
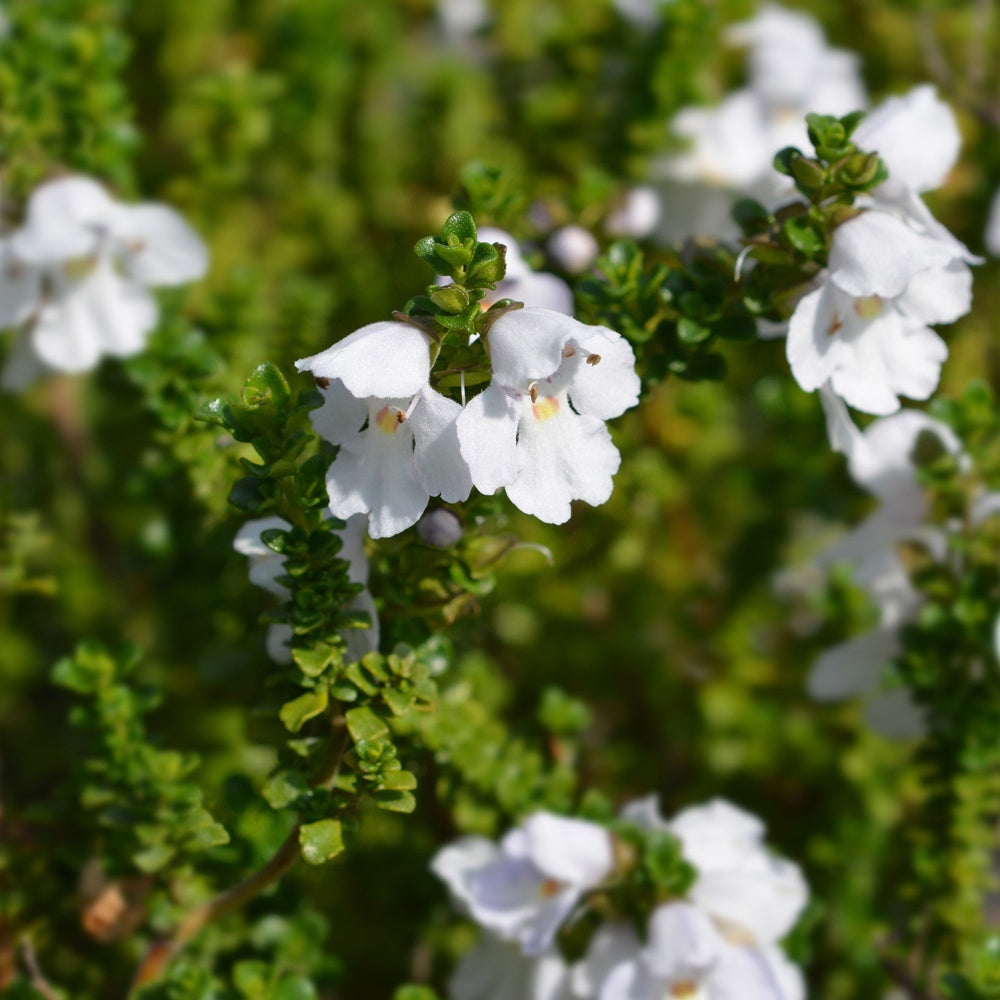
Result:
[113, 203, 209, 285]
[562, 327, 641, 421]
[829, 211, 956, 299]
[487, 307, 581, 385]
[408, 388, 473, 503]
[853, 85, 959, 194]
[456, 382, 521, 494]
[808, 627, 899, 700]
[296, 321, 431, 399]
[505, 402, 621, 524]
[522, 812, 614, 887]
[13, 176, 115, 263]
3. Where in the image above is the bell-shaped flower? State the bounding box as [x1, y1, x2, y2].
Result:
[233, 513, 379, 664]
[600, 902, 799, 1000]
[430, 811, 614, 957]
[297, 320, 472, 539]
[456, 308, 640, 525]
[0, 175, 208, 388]
[786, 210, 972, 414]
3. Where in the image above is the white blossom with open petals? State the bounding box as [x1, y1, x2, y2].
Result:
[431, 811, 614, 957]
[654, 5, 866, 242]
[297, 321, 472, 539]
[234, 513, 378, 664]
[456, 308, 640, 525]
[0, 175, 208, 388]
[786, 210, 971, 415]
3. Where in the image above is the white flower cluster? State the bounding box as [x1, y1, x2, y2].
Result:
[432, 798, 808, 1000]
[807, 395, 1000, 736]
[296, 303, 640, 538]
[234, 514, 379, 663]
[655, 4, 866, 240]
[786, 86, 977, 419]
[0, 175, 208, 389]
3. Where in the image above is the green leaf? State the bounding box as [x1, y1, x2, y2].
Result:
[233, 960, 271, 999]
[345, 705, 389, 742]
[279, 688, 329, 733]
[262, 770, 310, 809]
[782, 216, 825, 258]
[299, 818, 345, 865]
[373, 789, 417, 813]
[380, 769, 417, 791]
[242, 362, 291, 409]
[676, 317, 712, 346]
[441, 210, 477, 243]
[382, 688, 415, 717]
[292, 643, 337, 678]
[273, 977, 319, 1000]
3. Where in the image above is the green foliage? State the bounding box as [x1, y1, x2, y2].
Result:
[51, 641, 229, 876]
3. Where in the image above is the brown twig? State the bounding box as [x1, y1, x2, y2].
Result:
[129, 718, 351, 994]
[19, 937, 61, 1000]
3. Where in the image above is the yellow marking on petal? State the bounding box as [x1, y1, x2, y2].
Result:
[713, 915, 756, 946]
[853, 294, 883, 320]
[532, 396, 560, 422]
[827, 310, 843, 336]
[374, 406, 405, 434]
[670, 982, 699, 998]
[64, 256, 98, 280]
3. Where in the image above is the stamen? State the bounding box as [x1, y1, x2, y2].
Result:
[586, 353, 601, 366]
[562, 345, 576, 358]
[539, 878, 562, 898]
[529, 382, 539, 404]
[314, 376, 331, 389]
[827, 311, 843, 336]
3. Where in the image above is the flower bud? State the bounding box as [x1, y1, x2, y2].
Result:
[417, 508, 463, 548]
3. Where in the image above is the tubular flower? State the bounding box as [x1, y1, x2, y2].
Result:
[456, 308, 640, 525]
[431, 812, 614, 957]
[0, 175, 208, 388]
[297, 320, 472, 539]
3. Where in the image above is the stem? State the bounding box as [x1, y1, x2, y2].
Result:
[129, 717, 350, 993]
[19, 937, 61, 1000]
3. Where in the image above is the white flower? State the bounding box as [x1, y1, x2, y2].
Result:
[296, 321, 472, 539]
[547, 226, 599, 275]
[654, 6, 866, 241]
[0, 175, 207, 388]
[621, 797, 808, 948]
[727, 5, 866, 116]
[609, 798, 807, 1000]
[786, 210, 970, 415]
[455, 308, 640, 525]
[233, 513, 379, 664]
[986, 187, 1000, 257]
[806, 401, 967, 735]
[431, 812, 614, 956]
[443, 227, 573, 314]
[600, 902, 797, 1000]
[612, 0, 673, 28]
